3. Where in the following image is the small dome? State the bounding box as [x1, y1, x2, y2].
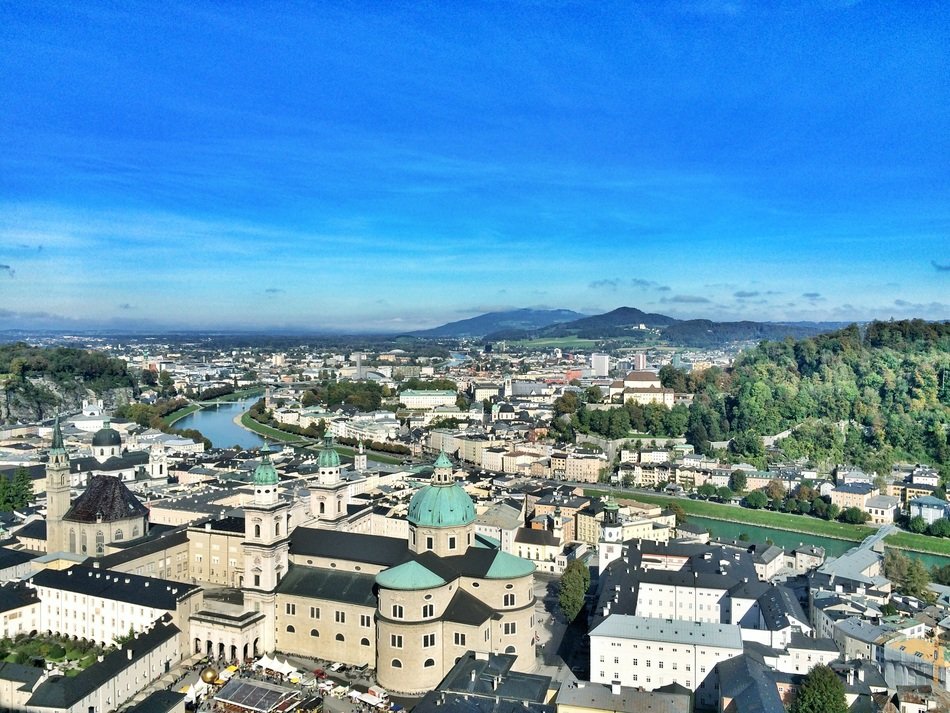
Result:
[92, 423, 121, 448]
[253, 452, 278, 486]
[318, 435, 341, 469]
[407, 482, 475, 528]
[433, 450, 453, 469]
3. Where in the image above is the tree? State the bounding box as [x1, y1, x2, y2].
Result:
[558, 559, 590, 622]
[10, 467, 32, 509]
[838, 507, 870, 525]
[929, 518, 950, 538]
[141, 369, 157, 387]
[697, 483, 717, 499]
[765, 479, 786, 501]
[886, 550, 932, 600]
[908, 515, 929, 534]
[666, 502, 687, 525]
[585, 386, 603, 404]
[789, 664, 847, 713]
[716, 486, 733, 501]
[728, 471, 747, 493]
[744, 491, 768, 509]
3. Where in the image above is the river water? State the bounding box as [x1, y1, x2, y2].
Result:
[690, 516, 950, 570]
[172, 397, 265, 450]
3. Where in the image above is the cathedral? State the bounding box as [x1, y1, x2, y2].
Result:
[40, 426, 538, 698]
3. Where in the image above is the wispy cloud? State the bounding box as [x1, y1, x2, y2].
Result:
[933, 261, 950, 272]
[264, 287, 284, 294]
[734, 290, 759, 299]
[662, 295, 711, 304]
[118, 303, 133, 310]
[589, 279, 621, 291]
[802, 292, 824, 301]
[0, 265, 14, 278]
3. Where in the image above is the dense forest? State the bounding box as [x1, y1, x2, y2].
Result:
[0, 343, 134, 392]
[673, 320, 950, 476]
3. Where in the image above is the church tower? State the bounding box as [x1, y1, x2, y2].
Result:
[45, 417, 71, 553]
[309, 435, 351, 527]
[243, 447, 290, 653]
[353, 440, 367, 472]
[597, 497, 624, 573]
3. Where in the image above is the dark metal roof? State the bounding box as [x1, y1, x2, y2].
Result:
[442, 589, 495, 627]
[276, 565, 377, 607]
[30, 565, 198, 609]
[63, 474, 149, 523]
[290, 527, 409, 566]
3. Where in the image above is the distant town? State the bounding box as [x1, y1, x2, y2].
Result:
[0, 319, 946, 713]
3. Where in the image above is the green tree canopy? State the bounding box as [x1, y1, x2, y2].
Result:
[789, 664, 847, 713]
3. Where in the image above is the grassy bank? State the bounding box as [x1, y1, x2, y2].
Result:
[884, 531, 950, 557]
[584, 489, 873, 542]
[199, 387, 265, 404]
[161, 403, 202, 427]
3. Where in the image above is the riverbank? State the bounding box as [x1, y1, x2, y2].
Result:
[584, 488, 872, 542]
[162, 403, 202, 427]
[236, 411, 405, 465]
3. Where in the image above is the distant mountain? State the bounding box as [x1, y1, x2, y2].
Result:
[407, 308, 585, 338]
[482, 306, 837, 346]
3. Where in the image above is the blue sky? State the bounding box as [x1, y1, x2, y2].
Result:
[1, 0, 947, 331]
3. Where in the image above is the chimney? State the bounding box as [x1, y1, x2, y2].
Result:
[127, 649, 133, 660]
[611, 681, 622, 695]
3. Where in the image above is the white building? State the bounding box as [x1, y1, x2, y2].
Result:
[591, 353, 610, 377]
[589, 614, 743, 709]
[400, 389, 457, 410]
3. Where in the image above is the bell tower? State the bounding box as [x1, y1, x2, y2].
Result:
[243, 446, 290, 652]
[46, 417, 71, 553]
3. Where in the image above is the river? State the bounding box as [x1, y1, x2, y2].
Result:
[172, 397, 265, 450]
[690, 516, 950, 570]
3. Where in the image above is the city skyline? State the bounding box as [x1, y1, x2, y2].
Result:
[1, 1, 948, 331]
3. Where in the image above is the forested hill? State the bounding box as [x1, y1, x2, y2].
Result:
[0, 343, 135, 422]
[677, 320, 950, 476]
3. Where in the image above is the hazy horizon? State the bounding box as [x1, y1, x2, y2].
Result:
[2, 2, 948, 331]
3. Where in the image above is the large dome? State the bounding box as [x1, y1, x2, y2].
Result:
[92, 425, 121, 448]
[317, 435, 341, 468]
[407, 482, 476, 528]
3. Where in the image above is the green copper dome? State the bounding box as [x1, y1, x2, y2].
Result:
[407, 482, 476, 528]
[318, 434, 341, 469]
[253, 451, 279, 486]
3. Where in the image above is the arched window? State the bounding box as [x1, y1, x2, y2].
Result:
[505, 645, 516, 654]
[95, 530, 104, 555]
[80, 531, 87, 554]
[319, 502, 325, 515]
[68, 529, 76, 552]
[286, 625, 295, 633]
[114, 529, 123, 541]
[335, 634, 344, 642]
[424, 659, 435, 668]
[254, 524, 261, 538]
[391, 659, 402, 669]
[310, 629, 319, 637]
[360, 638, 370, 647]
[275, 521, 280, 536]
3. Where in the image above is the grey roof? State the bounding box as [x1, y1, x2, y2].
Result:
[290, 528, 409, 566]
[0, 582, 39, 613]
[126, 690, 187, 713]
[910, 495, 949, 508]
[276, 565, 377, 607]
[832, 483, 876, 495]
[63, 474, 149, 523]
[0, 546, 35, 571]
[555, 682, 691, 713]
[788, 631, 839, 652]
[757, 585, 808, 631]
[442, 589, 495, 627]
[590, 614, 743, 649]
[431, 651, 551, 703]
[30, 565, 198, 610]
[717, 654, 785, 713]
[514, 528, 559, 546]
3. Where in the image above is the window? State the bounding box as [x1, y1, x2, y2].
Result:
[392, 659, 402, 668]
[335, 633, 344, 642]
[422, 604, 434, 618]
[361, 637, 370, 646]
[423, 634, 436, 648]
[391, 634, 403, 648]
[254, 575, 260, 587]
[254, 524, 261, 538]
[114, 529, 123, 541]
[360, 614, 371, 627]
[503, 593, 515, 606]
[424, 658, 435, 667]
[448, 536, 456, 550]
[504, 622, 516, 635]
[454, 633, 466, 646]
[392, 605, 404, 619]
[275, 521, 280, 536]
[286, 625, 295, 633]
[310, 607, 320, 619]
[658, 662, 664, 669]
[426, 536, 434, 550]
[335, 611, 345, 624]
[310, 629, 319, 637]
[285, 603, 296, 615]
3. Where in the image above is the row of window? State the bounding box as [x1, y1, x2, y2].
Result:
[284, 604, 369, 626]
[388, 594, 515, 621]
[284, 627, 370, 646]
